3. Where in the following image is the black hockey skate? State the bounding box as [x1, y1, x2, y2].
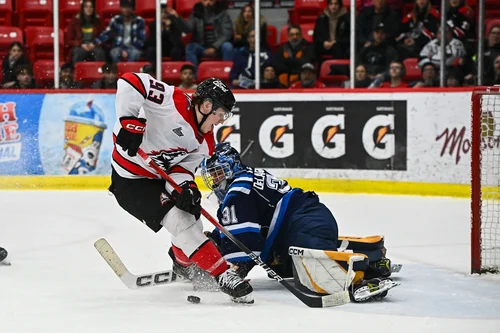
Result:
[0, 247, 10, 266]
[168, 247, 219, 291]
[365, 257, 392, 279]
[216, 268, 254, 304]
[351, 277, 400, 302]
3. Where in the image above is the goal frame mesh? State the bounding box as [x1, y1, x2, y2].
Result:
[471, 87, 500, 274]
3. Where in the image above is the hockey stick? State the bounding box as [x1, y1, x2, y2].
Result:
[137, 148, 350, 308]
[94, 238, 183, 289]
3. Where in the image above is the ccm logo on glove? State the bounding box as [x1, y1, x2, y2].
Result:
[122, 119, 146, 133]
[116, 116, 147, 157]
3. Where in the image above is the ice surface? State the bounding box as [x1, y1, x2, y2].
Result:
[1, 191, 500, 333]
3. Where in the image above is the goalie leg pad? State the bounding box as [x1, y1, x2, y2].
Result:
[289, 247, 368, 295]
[337, 235, 385, 262]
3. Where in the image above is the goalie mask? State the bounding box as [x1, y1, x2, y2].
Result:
[201, 142, 244, 203]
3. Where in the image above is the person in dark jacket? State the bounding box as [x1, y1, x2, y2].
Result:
[233, 4, 267, 50]
[273, 24, 316, 87]
[396, 0, 440, 59]
[447, 0, 474, 42]
[6, 65, 38, 89]
[260, 65, 287, 89]
[1, 42, 30, 88]
[357, 22, 399, 77]
[47, 63, 84, 89]
[313, 0, 350, 59]
[90, 63, 118, 89]
[66, 0, 106, 64]
[94, 0, 146, 63]
[229, 29, 273, 89]
[342, 64, 373, 88]
[144, 3, 184, 63]
[168, 0, 234, 75]
[357, 0, 401, 48]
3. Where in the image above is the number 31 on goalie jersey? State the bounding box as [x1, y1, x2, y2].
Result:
[221, 205, 238, 225]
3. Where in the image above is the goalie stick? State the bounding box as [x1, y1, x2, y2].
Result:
[137, 148, 351, 308]
[94, 238, 183, 289]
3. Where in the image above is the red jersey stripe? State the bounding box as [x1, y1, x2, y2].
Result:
[120, 73, 147, 99]
[112, 147, 158, 179]
[169, 165, 195, 179]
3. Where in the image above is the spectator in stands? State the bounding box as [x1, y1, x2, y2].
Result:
[2, 42, 30, 89]
[484, 26, 500, 77]
[168, 0, 234, 76]
[6, 65, 38, 89]
[95, 0, 146, 63]
[418, 22, 466, 69]
[48, 63, 84, 89]
[396, 0, 440, 59]
[313, 0, 350, 60]
[233, 4, 267, 50]
[445, 68, 464, 87]
[342, 64, 373, 88]
[145, 3, 184, 64]
[66, 0, 106, 64]
[230, 29, 273, 89]
[447, 0, 474, 42]
[289, 63, 326, 89]
[411, 62, 439, 87]
[260, 65, 287, 89]
[379, 60, 408, 87]
[90, 63, 118, 89]
[357, 0, 401, 48]
[273, 24, 315, 87]
[357, 22, 399, 78]
[178, 64, 198, 90]
[485, 55, 500, 86]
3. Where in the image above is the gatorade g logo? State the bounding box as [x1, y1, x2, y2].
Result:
[215, 114, 240, 152]
[259, 114, 294, 158]
[362, 114, 395, 160]
[311, 114, 345, 159]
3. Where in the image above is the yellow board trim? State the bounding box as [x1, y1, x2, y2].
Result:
[0, 176, 473, 197]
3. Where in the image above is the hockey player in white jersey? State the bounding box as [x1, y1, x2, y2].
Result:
[108, 74, 253, 304]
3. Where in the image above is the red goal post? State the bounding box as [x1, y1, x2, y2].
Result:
[471, 86, 500, 274]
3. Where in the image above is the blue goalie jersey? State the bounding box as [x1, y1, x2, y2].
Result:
[214, 167, 311, 265]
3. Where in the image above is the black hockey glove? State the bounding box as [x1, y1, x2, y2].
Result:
[116, 116, 147, 157]
[172, 181, 202, 220]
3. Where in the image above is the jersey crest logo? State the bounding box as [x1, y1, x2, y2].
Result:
[172, 127, 184, 137]
[150, 148, 189, 171]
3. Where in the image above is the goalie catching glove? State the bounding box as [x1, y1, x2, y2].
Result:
[116, 116, 146, 157]
[172, 181, 202, 220]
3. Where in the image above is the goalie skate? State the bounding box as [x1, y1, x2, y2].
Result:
[391, 264, 403, 273]
[351, 278, 400, 302]
[0, 247, 10, 266]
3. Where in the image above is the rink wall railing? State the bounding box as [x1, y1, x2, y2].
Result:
[0, 88, 483, 197]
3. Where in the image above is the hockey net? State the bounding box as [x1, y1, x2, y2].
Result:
[471, 87, 500, 274]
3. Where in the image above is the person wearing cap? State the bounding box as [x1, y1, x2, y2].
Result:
[289, 63, 326, 89]
[273, 24, 316, 87]
[48, 63, 84, 89]
[144, 3, 184, 64]
[94, 0, 146, 63]
[418, 22, 466, 69]
[357, 0, 400, 48]
[313, 0, 350, 60]
[357, 22, 399, 78]
[178, 64, 198, 90]
[91, 63, 118, 89]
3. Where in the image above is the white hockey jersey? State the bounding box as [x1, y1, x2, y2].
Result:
[112, 72, 215, 191]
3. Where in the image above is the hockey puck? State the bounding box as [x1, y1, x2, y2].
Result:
[187, 295, 201, 304]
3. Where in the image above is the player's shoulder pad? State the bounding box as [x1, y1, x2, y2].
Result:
[120, 72, 148, 99]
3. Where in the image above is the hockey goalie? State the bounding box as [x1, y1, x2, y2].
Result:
[168, 143, 400, 302]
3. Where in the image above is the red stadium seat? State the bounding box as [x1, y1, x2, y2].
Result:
[0, 27, 23, 59]
[60, 0, 81, 30]
[486, 18, 500, 36]
[96, 0, 120, 25]
[175, 0, 198, 18]
[33, 60, 60, 88]
[292, 0, 325, 24]
[0, 0, 13, 26]
[266, 25, 278, 51]
[16, 0, 53, 29]
[74, 61, 106, 87]
[403, 58, 421, 82]
[279, 23, 315, 44]
[25, 27, 64, 63]
[136, 0, 159, 25]
[161, 61, 194, 86]
[320, 60, 350, 87]
[197, 61, 233, 84]
[117, 62, 151, 78]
